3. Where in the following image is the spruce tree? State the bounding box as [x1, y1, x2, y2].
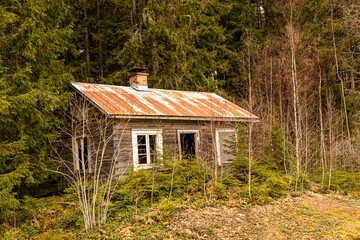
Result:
[0, 0, 73, 222]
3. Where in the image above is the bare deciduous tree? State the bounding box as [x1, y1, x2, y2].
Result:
[286, 8, 301, 191]
[52, 96, 129, 230]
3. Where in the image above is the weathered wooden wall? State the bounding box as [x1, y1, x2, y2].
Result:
[113, 118, 233, 173]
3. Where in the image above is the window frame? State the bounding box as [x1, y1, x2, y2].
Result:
[216, 128, 236, 166]
[73, 135, 91, 171]
[177, 130, 200, 159]
[132, 129, 163, 170]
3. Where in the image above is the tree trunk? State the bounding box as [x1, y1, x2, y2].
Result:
[350, 70, 355, 90]
[331, 5, 351, 141]
[270, 55, 274, 130]
[131, 0, 136, 26]
[289, 21, 301, 191]
[97, 0, 104, 78]
[84, 9, 91, 79]
[317, 43, 326, 188]
[327, 90, 333, 190]
[152, 41, 159, 76]
[247, 41, 253, 200]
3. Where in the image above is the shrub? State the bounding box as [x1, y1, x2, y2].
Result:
[327, 170, 360, 192]
[55, 211, 82, 229]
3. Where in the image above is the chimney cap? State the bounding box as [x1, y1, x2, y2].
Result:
[128, 66, 148, 73]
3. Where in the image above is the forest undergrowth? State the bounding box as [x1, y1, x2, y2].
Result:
[2, 191, 360, 239]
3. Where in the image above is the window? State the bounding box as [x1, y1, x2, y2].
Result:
[73, 136, 90, 171]
[132, 130, 163, 170]
[178, 130, 199, 159]
[216, 129, 236, 165]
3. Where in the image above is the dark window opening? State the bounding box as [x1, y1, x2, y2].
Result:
[137, 135, 147, 164]
[78, 137, 88, 170]
[180, 133, 196, 158]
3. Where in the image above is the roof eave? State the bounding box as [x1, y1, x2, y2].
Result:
[108, 114, 260, 122]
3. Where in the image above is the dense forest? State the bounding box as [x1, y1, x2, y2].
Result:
[0, 0, 359, 234]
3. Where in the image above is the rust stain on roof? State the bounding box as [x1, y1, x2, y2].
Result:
[143, 97, 179, 116]
[71, 82, 258, 120]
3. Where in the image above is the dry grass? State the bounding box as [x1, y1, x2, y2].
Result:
[166, 192, 360, 239]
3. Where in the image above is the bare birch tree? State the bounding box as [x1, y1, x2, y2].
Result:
[316, 37, 326, 189]
[52, 96, 130, 230]
[246, 37, 254, 200]
[327, 90, 334, 190]
[286, 3, 301, 191]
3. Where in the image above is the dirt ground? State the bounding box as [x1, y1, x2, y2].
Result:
[168, 192, 360, 239]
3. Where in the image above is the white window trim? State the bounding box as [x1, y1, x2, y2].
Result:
[177, 130, 200, 158]
[132, 129, 163, 170]
[72, 135, 91, 171]
[216, 128, 236, 166]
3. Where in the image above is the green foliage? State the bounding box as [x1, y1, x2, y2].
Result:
[175, 156, 212, 196]
[115, 169, 153, 208]
[104, 0, 233, 92]
[55, 211, 82, 229]
[226, 123, 249, 183]
[250, 166, 289, 201]
[326, 170, 360, 193]
[211, 182, 228, 200]
[262, 125, 290, 171]
[223, 123, 291, 201]
[0, 0, 73, 222]
[114, 153, 214, 210]
[19, 223, 40, 239]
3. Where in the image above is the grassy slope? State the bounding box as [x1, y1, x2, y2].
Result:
[2, 192, 360, 239]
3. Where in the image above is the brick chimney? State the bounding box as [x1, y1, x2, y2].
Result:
[128, 67, 149, 91]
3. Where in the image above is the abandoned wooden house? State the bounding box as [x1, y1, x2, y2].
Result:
[70, 67, 258, 175]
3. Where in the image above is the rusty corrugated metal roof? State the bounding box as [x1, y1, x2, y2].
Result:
[71, 82, 258, 121]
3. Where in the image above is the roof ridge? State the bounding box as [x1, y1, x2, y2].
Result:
[72, 82, 218, 95]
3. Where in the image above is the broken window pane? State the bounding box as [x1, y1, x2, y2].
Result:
[219, 132, 235, 164]
[134, 132, 160, 166]
[137, 135, 147, 164]
[149, 135, 156, 163]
